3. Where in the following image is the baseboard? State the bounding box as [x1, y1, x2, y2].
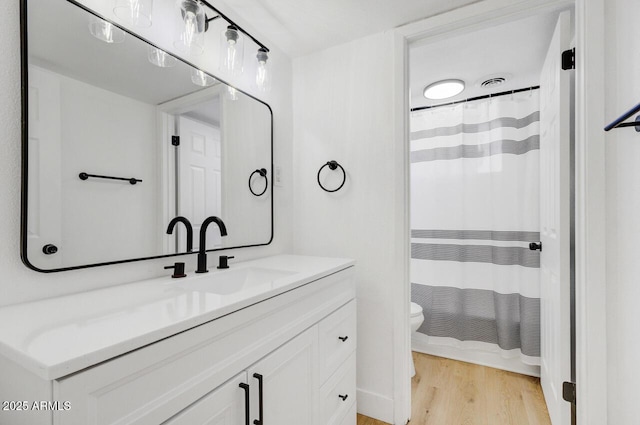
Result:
[356, 388, 394, 424]
[412, 337, 541, 377]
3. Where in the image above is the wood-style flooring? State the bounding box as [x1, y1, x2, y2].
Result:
[357, 352, 551, 425]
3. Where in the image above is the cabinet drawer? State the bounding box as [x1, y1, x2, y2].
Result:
[320, 354, 356, 425]
[319, 300, 356, 381]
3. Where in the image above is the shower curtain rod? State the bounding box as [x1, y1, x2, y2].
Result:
[411, 85, 540, 112]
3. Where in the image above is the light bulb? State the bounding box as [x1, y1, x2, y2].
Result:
[175, 0, 205, 55]
[227, 42, 237, 73]
[148, 47, 177, 68]
[255, 48, 271, 92]
[89, 16, 125, 44]
[227, 86, 238, 101]
[220, 26, 243, 75]
[191, 69, 216, 87]
[183, 10, 197, 49]
[114, 0, 153, 28]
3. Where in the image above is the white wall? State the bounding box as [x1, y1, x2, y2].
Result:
[605, 0, 640, 423]
[292, 31, 405, 423]
[55, 69, 160, 266]
[0, 0, 292, 307]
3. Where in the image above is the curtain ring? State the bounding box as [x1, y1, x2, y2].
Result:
[317, 160, 346, 193]
[248, 168, 268, 196]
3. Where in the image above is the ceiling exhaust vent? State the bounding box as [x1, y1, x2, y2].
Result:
[481, 77, 507, 88]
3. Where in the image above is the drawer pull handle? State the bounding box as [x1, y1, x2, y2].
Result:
[253, 373, 264, 425]
[239, 383, 250, 425]
[338, 336, 349, 342]
[339, 394, 349, 401]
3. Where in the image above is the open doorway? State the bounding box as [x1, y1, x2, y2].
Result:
[407, 7, 574, 425]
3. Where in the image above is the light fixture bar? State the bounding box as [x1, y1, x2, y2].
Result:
[199, 0, 269, 52]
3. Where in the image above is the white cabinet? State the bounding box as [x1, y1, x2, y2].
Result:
[247, 327, 318, 425]
[45, 267, 356, 425]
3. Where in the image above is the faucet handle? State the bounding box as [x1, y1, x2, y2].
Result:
[217, 255, 235, 269]
[164, 262, 187, 278]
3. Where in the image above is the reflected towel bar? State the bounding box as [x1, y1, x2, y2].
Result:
[79, 172, 142, 185]
[605, 102, 640, 132]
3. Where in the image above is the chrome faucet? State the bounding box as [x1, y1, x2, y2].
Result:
[166, 216, 193, 252]
[196, 216, 228, 273]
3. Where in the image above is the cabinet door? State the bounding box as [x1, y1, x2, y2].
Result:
[162, 372, 248, 425]
[248, 327, 318, 425]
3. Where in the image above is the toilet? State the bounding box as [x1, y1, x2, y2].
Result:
[410, 302, 425, 377]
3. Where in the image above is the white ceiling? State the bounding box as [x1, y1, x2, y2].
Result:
[217, 0, 483, 57]
[410, 11, 561, 109]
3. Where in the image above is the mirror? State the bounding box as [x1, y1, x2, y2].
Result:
[21, 0, 273, 272]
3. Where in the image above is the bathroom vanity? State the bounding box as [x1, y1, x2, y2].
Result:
[0, 255, 356, 425]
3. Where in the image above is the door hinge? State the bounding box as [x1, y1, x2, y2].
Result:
[562, 48, 575, 70]
[562, 381, 576, 405]
[171, 135, 180, 146]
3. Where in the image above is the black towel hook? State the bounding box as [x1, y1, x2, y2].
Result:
[317, 160, 346, 193]
[248, 168, 268, 196]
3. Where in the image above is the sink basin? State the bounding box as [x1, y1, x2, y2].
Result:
[176, 267, 297, 295]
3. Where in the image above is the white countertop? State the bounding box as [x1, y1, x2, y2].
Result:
[0, 255, 354, 380]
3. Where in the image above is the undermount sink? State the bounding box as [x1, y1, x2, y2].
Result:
[176, 267, 297, 295]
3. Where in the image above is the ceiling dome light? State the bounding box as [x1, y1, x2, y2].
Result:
[423, 79, 465, 100]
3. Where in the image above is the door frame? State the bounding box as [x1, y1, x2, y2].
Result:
[392, 0, 606, 424]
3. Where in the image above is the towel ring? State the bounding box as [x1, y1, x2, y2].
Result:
[249, 168, 268, 196]
[317, 160, 346, 193]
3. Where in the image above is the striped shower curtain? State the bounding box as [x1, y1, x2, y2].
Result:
[410, 90, 541, 367]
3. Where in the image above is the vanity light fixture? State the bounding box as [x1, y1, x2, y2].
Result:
[255, 48, 271, 92]
[89, 16, 125, 44]
[423, 79, 465, 100]
[191, 68, 216, 87]
[148, 47, 178, 67]
[113, 0, 153, 28]
[175, 0, 207, 55]
[221, 25, 244, 75]
[174, 0, 272, 89]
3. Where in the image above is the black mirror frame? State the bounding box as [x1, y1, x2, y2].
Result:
[19, 0, 274, 273]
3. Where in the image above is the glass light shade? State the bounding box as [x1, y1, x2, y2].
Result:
[423, 79, 465, 100]
[190, 68, 216, 87]
[113, 0, 153, 28]
[174, 0, 205, 55]
[220, 26, 244, 75]
[226, 86, 239, 101]
[255, 48, 271, 92]
[89, 16, 125, 44]
[148, 47, 178, 67]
